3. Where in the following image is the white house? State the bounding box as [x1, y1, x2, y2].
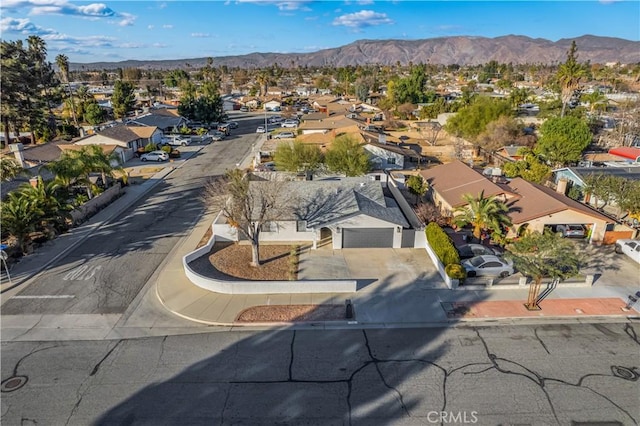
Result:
[216, 176, 417, 249]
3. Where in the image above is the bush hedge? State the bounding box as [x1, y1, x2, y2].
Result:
[445, 263, 466, 282]
[426, 223, 460, 266]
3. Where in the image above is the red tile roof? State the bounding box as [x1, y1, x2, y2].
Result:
[609, 146, 640, 162]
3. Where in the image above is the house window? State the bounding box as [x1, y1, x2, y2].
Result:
[387, 157, 396, 165]
[260, 221, 277, 232]
[296, 220, 307, 232]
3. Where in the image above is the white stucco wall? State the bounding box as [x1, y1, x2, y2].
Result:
[258, 221, 317, 242]
[364, 144, 404, 170]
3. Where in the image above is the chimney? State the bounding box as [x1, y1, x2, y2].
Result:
[9, 143, 25, 168]
[556, 178, 568, 195]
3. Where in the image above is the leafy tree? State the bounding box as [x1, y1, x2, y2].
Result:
[506, 230, 582, 310]
[0, 194, 43, 255]
[111, 80, 136, 119]
[508, 87, 531, 108]
[204, 170, 289, 267]
[274, 140, 323, 173]
[324, 135, 371, 177]
[502, 148, 551, 184]
[445, 97, 512, 141]
[1, 155, 26, 181]
[454, 190, 512, 241]
[406, 175, 429, 204]
[534, 116, 592, 167]
[580, 90, 608, 115]
[84, 102, 105, 125]
[556, 41, 589, 117]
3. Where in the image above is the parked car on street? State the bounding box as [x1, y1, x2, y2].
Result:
[555, 224, 586, 238]
[282, 119, 299, 128]
[140, 151, 169, 162]
[256, 126, 266, 133]
[462, 255, 514, 278]
[458, 244, 504, 259]
[225, 121, 239, 129]
[274, 131, 296, 139]
[615, 239, 640, 264]
[240, 106, 249, 112]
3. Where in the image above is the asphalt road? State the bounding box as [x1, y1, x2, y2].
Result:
[1, 322, 638, 425]
[1, 114, 265, 316]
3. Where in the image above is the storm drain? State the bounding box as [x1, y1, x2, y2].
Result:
[1, 375, 28, 392]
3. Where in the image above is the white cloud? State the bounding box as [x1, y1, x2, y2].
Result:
[162, 24, 173, 29]
[158, 2, 168, 8]
[599, 0, 622, 3]
[191, 32, 210, 38]
[333, 10, 393, 28]
[235, 0, 312, 11]
[356, 0, 374, 4]
[118, 12, 136, 26]
[3, 0, 136, 25]
[0, 17, 57, 35]
[148, 24, 154, 29]
[152, 43, 168, 48]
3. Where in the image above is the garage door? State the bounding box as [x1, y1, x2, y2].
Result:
[342, 228, 394, 248]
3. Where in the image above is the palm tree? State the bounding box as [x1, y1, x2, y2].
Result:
[0, 194, 43, 255]
[56, 54, 79, 127]
[581, 90, 608, 116]
[454, 190, 512, 242]
[82, 145, 126, 187]
[18, 177, 72, 235]
[556, 41, 589, 117]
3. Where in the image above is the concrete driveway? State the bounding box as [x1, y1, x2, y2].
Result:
[297, 246, 446, 292]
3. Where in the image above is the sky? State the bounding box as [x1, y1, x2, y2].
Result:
[1, 0, 639, 64]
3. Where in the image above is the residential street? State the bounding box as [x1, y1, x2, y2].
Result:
[1, 323, 639, 425]
[1, 115, 262, 316]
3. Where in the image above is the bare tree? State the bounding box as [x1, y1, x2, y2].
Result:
[420, 122, 442, 146]
[204, 170, 290, 267]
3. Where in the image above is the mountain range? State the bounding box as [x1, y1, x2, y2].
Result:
[70, 35, 640, 71]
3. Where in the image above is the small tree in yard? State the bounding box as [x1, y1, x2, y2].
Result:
[506, 230, 582, 310]
[406, 175, 429, 204]
[204, 170, 290, 267]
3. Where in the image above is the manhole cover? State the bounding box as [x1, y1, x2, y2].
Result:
[1, 376, 28, 392]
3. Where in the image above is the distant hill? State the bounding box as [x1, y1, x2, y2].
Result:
[70, 35, 640, 70]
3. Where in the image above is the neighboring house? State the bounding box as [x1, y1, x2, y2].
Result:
[364, 142, 422, 171]
[298, 115, 361, 135]
[222, 97, 241, 112]
[420, 160, 512, 216]
[127, 112, 187, 134]
[552, 165, 640, 209]
[75, 125, 161, 162]
[421, 160, 620, 244]
[217, 176, 417, 249]
[493, 145, 527, 165]
[504, 178, 618, 244]
[264, 100, 282, 111]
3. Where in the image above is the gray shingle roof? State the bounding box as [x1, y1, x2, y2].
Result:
[249, 177, 409, 228]
[128, 113, 185, 130]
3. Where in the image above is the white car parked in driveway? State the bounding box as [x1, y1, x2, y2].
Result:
[164, 136, 191, 147]
[462, 255, 514, 278]
[140, 151, 169, 162]
[615, 239, 640, 264]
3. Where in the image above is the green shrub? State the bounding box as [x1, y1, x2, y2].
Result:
[426, 222, 460, 266]
[445, 263, 467, 282]
[161, 145, 172, 153]
[144, 143, 157, 152]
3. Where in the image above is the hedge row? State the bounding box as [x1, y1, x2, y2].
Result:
[426, 223, 465, 281]
[426, 223, 460, 266]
